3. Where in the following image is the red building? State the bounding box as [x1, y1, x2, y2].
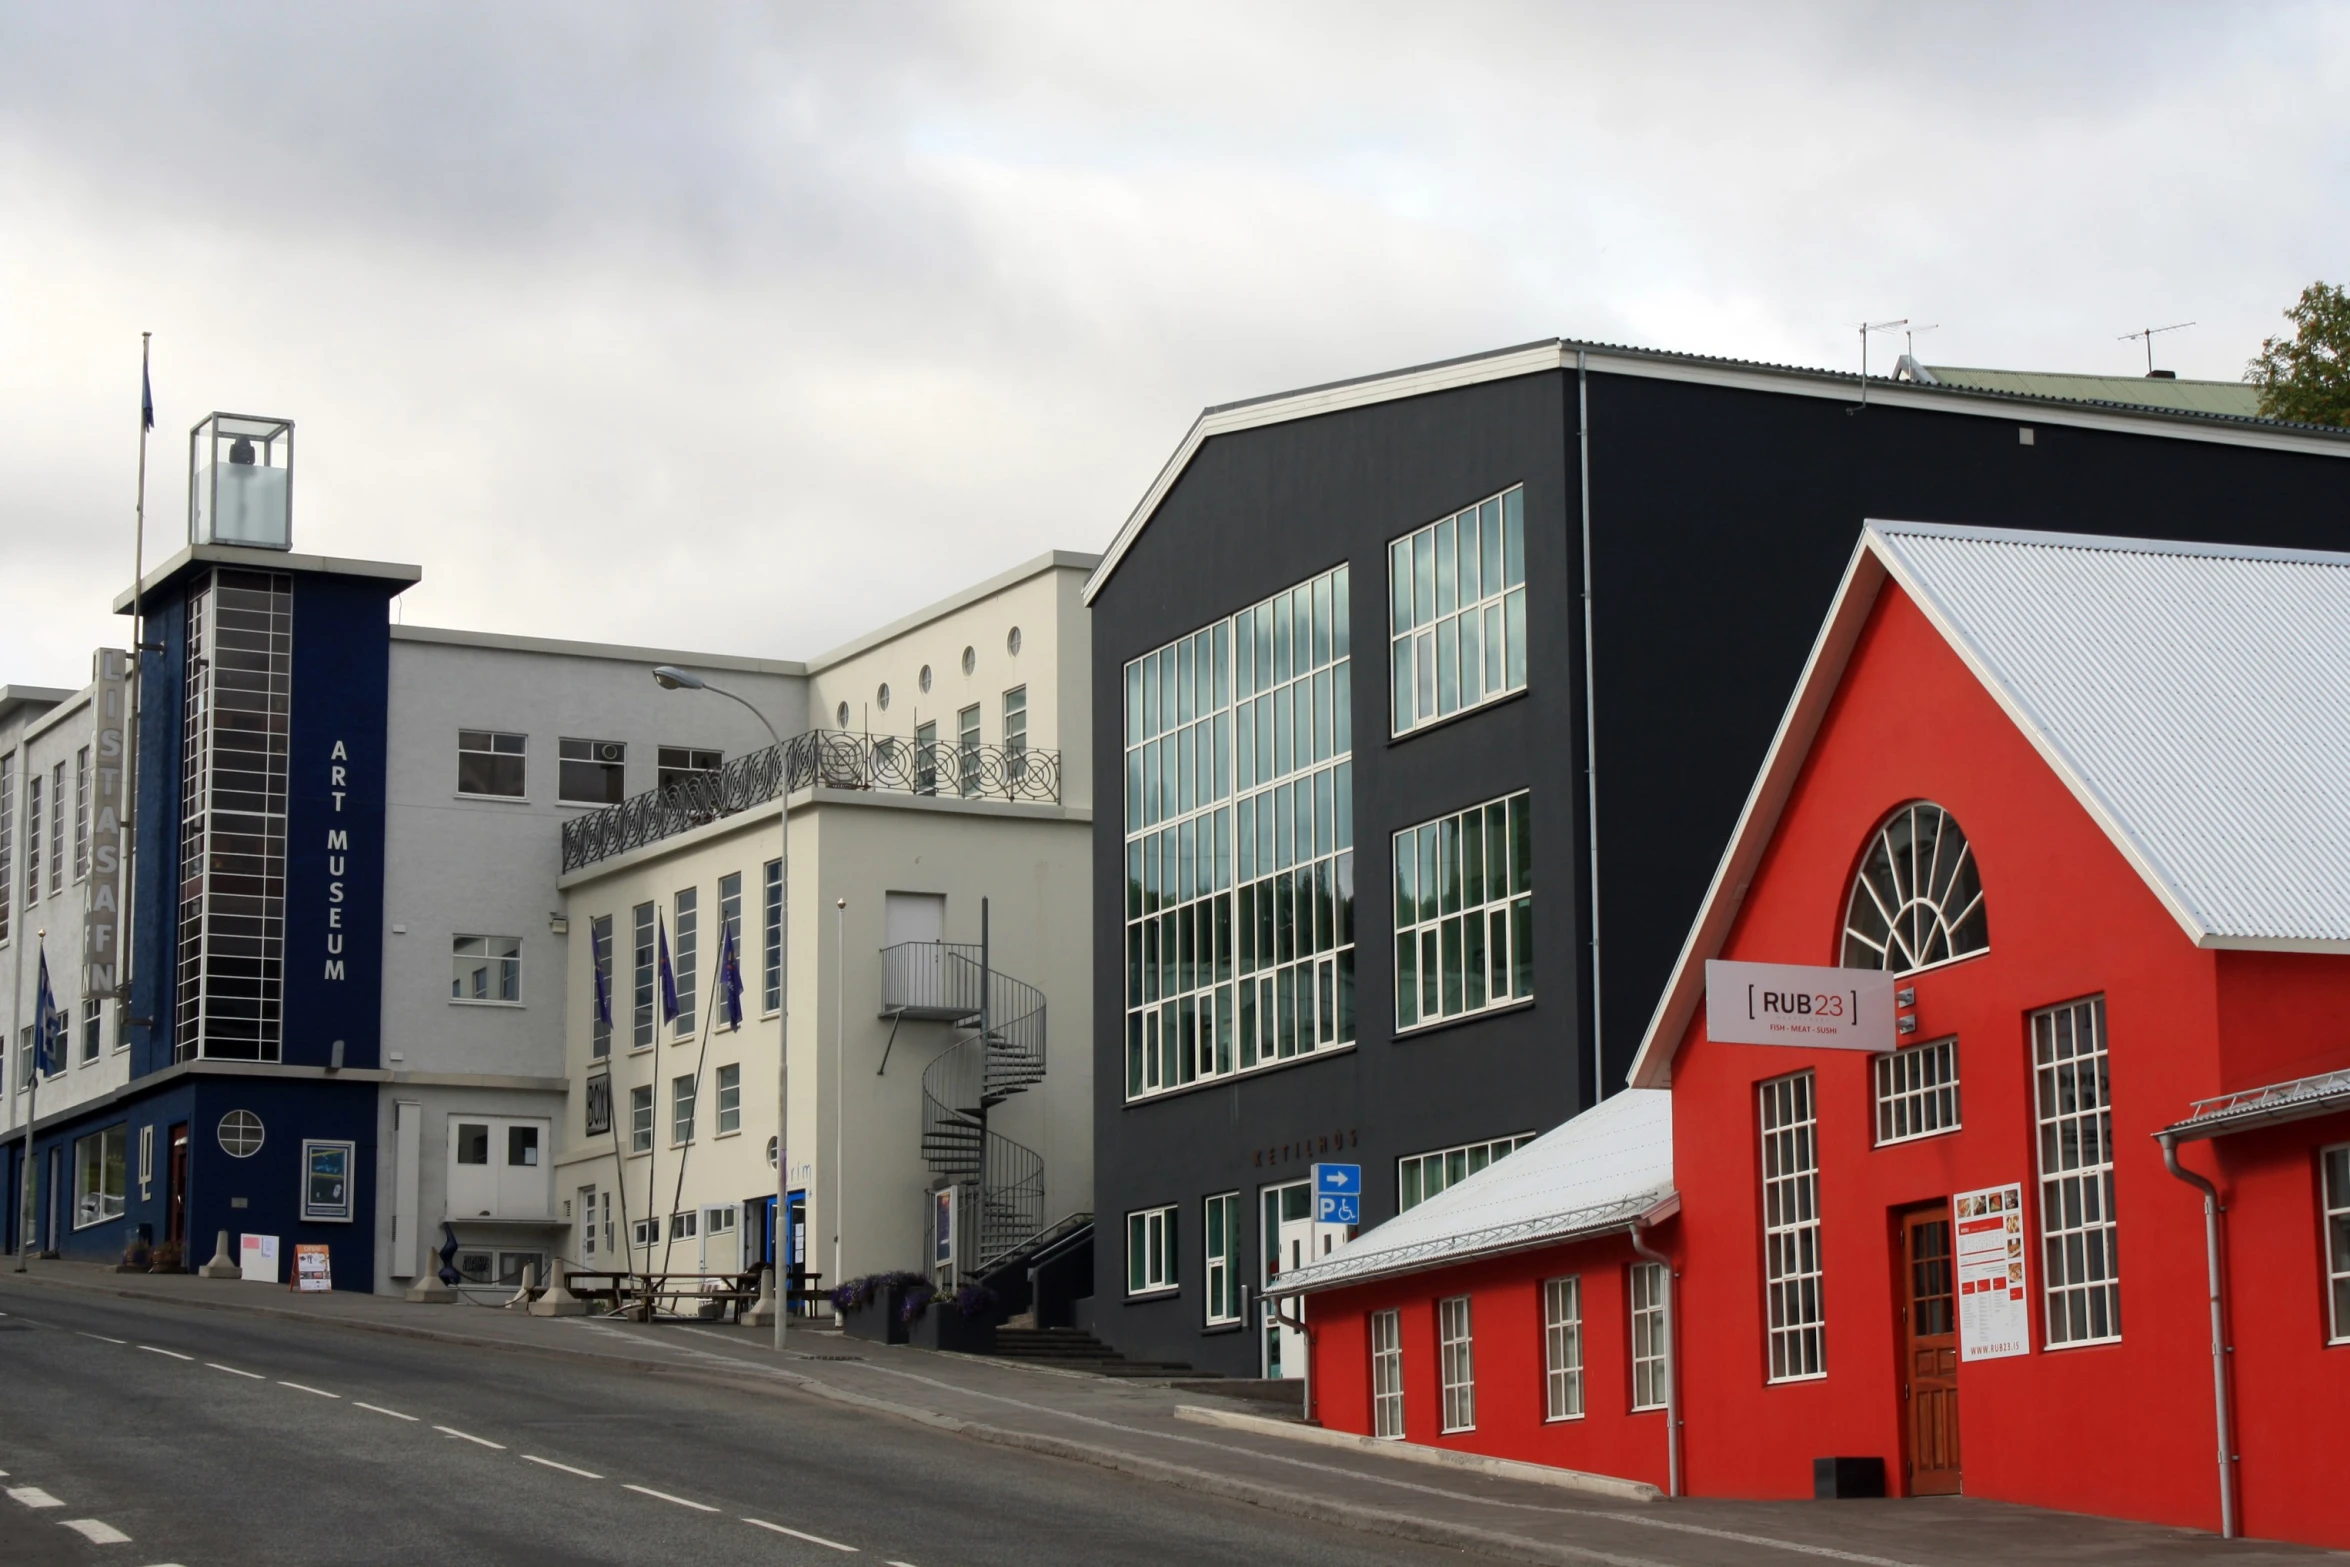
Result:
[1276, 522, 2350, 1549]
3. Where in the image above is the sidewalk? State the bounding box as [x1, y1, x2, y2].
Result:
[9, 1261, 2335, 1567]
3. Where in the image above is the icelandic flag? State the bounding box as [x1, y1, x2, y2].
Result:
[717, 918, 744, 1033]
[592, 924, 613, 1032]
[33, 946, 60, 1077]
[657, 914, 679, 1025]
[141, 359, 155, 433]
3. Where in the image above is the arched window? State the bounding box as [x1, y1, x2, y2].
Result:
[1842, 802, 1988, 974]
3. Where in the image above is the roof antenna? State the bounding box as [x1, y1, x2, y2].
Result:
[1851, 319, 1907, 412]
[2119, 321, 2193, 379]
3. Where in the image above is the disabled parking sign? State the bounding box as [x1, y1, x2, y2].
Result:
[1312, 1162, 1361, 1226]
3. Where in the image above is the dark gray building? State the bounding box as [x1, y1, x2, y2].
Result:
[1081, 339, 2350, 1377]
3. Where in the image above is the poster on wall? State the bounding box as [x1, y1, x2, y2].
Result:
[1952, 1183, 2029, 1361]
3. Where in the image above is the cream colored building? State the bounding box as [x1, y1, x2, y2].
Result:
[553, 552, 1095, 1297]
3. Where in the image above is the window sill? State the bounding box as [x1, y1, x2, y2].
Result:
[1393, 996, 1535, 1041]
[2043, 1335, 2124, 1354]
[1124, 1041, 1358, 1108]
[1201, 1320, 1246, 1336]
[628, 1046, 653, 1058]
[71, 1214, 128, 1232]
[1872, 1126, 1962, 1150]
[1387, 684, 1530, 746]
[453, 793, 532, 806]
[714, 1129, 741, 1141]
[1124, 1287, 1181, 1304]
[449, 1000, 526, 1009]
[1542, 1411, 1587, 1425]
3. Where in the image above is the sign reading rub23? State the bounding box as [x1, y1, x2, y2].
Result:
[1705, 959, 1894, 1051]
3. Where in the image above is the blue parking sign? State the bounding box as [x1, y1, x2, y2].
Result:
[1312, 1162, 1361, 1226]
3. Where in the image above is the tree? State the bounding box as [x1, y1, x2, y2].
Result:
[2247, 280, 2350, 427]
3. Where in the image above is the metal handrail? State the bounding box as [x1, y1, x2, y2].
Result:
[561, 730, 1061, 872]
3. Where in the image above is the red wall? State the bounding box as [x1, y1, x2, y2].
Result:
[1308, 580, 2350, 1550]
[1310, 1231, 1672, 1493]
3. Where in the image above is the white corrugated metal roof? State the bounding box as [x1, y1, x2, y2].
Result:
[1632, 520, 2350, 1091]
[1268, 1089, 1672, 1296]
[1880, 524, 2350, 949]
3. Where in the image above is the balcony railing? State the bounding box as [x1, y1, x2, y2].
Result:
[561, 730, 1061, 872]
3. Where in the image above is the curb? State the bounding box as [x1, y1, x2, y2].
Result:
[1175, 1404, 1662, 1503]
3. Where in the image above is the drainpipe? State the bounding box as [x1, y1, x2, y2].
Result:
[1575, 348, 1606, 1108]
[1271, 1296, 1317, 1426]
[2158, 1133, 2235, 1540]
[1628, 1219, 1681, 1498]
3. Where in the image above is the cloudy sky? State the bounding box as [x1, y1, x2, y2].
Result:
[3, 3, 2344, 688]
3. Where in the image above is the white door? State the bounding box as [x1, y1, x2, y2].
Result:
[885, 892, 949, 1008]
[1262, 1182, 1312, 1379]
[578, 1185, 598, 1263]
[885, 891, 945, 946]
[701, 1204, 740, 1274]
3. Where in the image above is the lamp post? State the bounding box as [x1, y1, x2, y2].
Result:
[649, 666, 789, 1350]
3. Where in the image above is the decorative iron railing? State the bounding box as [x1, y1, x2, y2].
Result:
[560, 730, 1061, 872]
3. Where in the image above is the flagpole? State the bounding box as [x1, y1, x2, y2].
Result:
[17, 934, 46, 1271]
[594, 922, 634, 1313]
[121, 334, 153, 1036]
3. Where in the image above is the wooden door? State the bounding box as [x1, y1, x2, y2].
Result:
[167, 1125, 189, 1248]
[1901, 1210, 1962, 1495]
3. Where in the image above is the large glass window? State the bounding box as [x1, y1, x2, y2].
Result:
[671, 1072, 697, 1145]
[1760, 1071, 1824, 1381]
[1123, 565, 1355, 1101]
[451, 935, 522, 1003]
[957, 704, 983, 798]
[1127, 1205, 1176, 1294]
[1003, 686, 1029, 783]
[1204, 1192, 1240, 1326]
[558, 738, 627, 805]
[2034, 996, 2120, 1347]
[1874, 1037, 1959, 1145]
[1369, 1308, 1404, 1438]
[718, 872, 743, 1031]
[657, 747, 723, 797]
[716, 1062, 742, 1135]
[457, 730, 526, 798]
[762, 859, 784, 1015]
[24, 768, 39, 909]
[590, 914, 613, 1059]
[1438, 1294, 1476, 1433]
[673, 887, 699, 1037]
[0, 752, 14, 943]
[1543, 1276, 1583, 1421]
[2324, 1145, 2350, 1344]
[72, 1125, 127, 1228]
[73, 746, 88, 881]
[1398, 1132, 1536, 1211]
[1394, 791, 1530, 1031]
[631, 902, 656, 1049]
[1842, 802, 1988, 974]
[629, 1085, 653, 1154]
[1390, 485, 1526, 736]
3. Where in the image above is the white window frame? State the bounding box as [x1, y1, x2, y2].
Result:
[631, 902, 656, 1050]
[1204, 1192, 1241, 1326]
[1393, 791, 1532, 1032]
[1126, 1204, 1177, 1296]
[715, 1063, 741, 1136]
[1398, 1132, 1536, 1211]
[71, 1124, 126, 1229]
[80, 996, 102, 1064]
[1873, 1036, 1960, 1145]
[0, 750, 15, 944]
[1760, 1071, 1825, 1382]
[2034, 995, 2121, 1348]
[1543, 1276, 1584, 1421]
[628, 1085, 653, 1154]
[1437, 1293, 1476, 1433]
[631, 1216, 657, 1248]
[671, 1073, 697, 1146]
[762, 859, 783, 1016]
[1369, 1307, 1404, 1439]
[450, 934, 522, 1006]
[73, 745, 88, 882]
[1123, 566, 1357, 1103]
[23, 768, 39, 909]
[589, 914, 613, 1059]
[456, 729, 527, 799]
[2323, 1144, 2350, 1345]
[1389, 484, 1528, 737]
[1003, 685, 1029, 783]
[556, 737, 628, 806]
[672, 887, 698, 1037]
[1630, 1261, 1669, 1411]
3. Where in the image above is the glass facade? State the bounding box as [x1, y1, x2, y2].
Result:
[1390, 486, 1527, 736]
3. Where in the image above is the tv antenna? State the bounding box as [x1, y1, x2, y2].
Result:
[1904, 323, 1939, 359]
[2119, 321, 2193, 376]
[1852, 319, 1908, 410]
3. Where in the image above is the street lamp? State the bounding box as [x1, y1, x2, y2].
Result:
[650, 666, 790, 1351]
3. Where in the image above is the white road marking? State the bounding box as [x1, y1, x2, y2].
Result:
[522, 1455, 602, 1480]
[434, 1425, 505, 1450]
[7, 1486, 64, 1508]
[742, 1517, 857, 1551]
[206, 1363, 264, 1379]
[61, 1518, 131, 1544]
[625, 1484, 717, 1513]
[77, 1332, 128, 1344]
[888, 1560, 921, 1566]
[278, 1382, 339, 1399]
[136, 1346, 193, 1361]
[354, 1402, 416, 1421]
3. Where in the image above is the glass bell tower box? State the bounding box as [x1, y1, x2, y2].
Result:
[189, 413, 294, 549]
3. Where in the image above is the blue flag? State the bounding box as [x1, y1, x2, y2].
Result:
[592, 924, 613, 1031]
[717, 918, 743, 1033]
[656, 914, 679, 1025]
[141, 360, 154, 433]
[33, 946, 60, 1077]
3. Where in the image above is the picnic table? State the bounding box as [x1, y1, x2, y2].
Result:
[549, 1268, 825, 1323]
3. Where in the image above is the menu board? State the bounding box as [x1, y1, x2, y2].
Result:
[1952, 1183, 2029, 1361]
[293, 1243, 333, 1293]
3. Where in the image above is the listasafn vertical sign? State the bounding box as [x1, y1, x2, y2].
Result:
[83, 647, 129, 999]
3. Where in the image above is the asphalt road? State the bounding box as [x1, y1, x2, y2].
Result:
[0, 1277, 1475, 1567]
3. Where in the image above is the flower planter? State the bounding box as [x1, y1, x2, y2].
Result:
[907, 1307, 996, 1354]
[839, 1287, 910, 1345]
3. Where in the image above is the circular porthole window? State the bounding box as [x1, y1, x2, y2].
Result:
[919, 664, 933, 694]
[1006, 626, 1022, 656]
[218, 1109, 265, 1158]
[836, 700, 851, 729]
[876, 682, 891, 711]
[961, 645, 976, 676]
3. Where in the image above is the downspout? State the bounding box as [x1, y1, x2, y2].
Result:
[1628, 1219, 1681, 1498]
[1576, 349, 1605, 1106]
[2159, 1133, 2235, 1539]
[1271, 1295, 1317, 1426]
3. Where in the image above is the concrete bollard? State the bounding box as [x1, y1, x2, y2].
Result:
[198, 1230, 241, 1279]
[743, 1265, 778, 1328]
[528, 1261, 588, 1317]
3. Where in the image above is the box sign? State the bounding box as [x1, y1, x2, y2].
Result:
[1953, 1183, 2030, 1361]
[1312, 1162, 1361, 1226]
[294, 1244, 333, 1293]
[239, 1233, 281, 1284]
[1704, 960, 1894, 1051]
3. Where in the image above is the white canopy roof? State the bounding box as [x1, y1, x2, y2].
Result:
[1268, 1089, 1673, 1296]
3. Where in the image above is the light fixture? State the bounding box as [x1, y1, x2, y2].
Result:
[651, 664, 708, 692]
